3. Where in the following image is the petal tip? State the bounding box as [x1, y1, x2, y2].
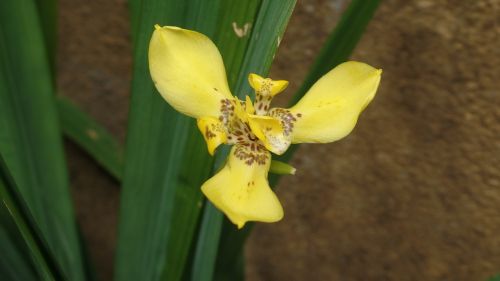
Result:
[271, 80, 289, 96]
[154, 24, 162, 30]
[248, 73, 263, 90]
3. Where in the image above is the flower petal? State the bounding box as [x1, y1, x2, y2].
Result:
[149, 25, 232, 118]
[289, 61, 382, 143]
[247, 114, 291, 155]
[248, 73, 289, 115]
[248, 73, 289, 97]
[201, 145, 283, 228]
[245, 95, 255, 114]
[197, 116, 227, 155]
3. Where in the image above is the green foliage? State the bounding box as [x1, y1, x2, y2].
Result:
[115, 1, 221, 280]
[0, 154, 64, 280]
[34, 0, 57, 72]
[0, 1, 84, 280]
[488, 275, 500, 281]
[57, 97, 124, 180]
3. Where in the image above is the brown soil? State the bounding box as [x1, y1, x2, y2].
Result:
[58, 0, 500, 280]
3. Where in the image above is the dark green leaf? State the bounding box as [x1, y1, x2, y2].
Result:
[57, 97, 124, 181]
[34, 0, 57, 73]
[0, 216, 38, 281]
[187, 146, 228, 281]
[0, 154, 65, 280]
[115, 1, 218, 281]
[189, 202, 224, 281]
[488, 275, 500, 281]
[0, 1, 85, 280]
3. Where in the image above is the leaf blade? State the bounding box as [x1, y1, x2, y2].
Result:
[116, 1, 215, 280]
[0, 1, 85, 280]
[56, 97, 124, 180]
[0, 154, 65, 281]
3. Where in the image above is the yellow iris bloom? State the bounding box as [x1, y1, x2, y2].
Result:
[149, 25, 382, 228]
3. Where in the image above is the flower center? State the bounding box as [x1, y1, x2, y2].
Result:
[219, 98, 269, 165]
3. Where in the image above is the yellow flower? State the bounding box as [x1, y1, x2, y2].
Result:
[149, 25, 382, 228]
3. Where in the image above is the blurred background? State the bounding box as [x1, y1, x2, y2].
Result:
[58, 0, 500, 280]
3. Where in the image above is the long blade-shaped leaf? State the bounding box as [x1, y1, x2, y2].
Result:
[214, 1, 381, 280]
[189, 202, 224, 281]
[0, 1, 84, 280]
[188, 146, 229, 281]
[158, 2, 222, 280]
[0, 154, 65, 280]
[115, 1, 218, 280]
[0, 225, 37, 281]
[128, 0, 142, 43]
[233, 0, 297, 96]
[57, 97, 124, 180]
[34, 0, 57, 73]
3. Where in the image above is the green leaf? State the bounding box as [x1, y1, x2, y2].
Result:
[213, 0, 262, 89]
[128, 0, 141, 42]
[0, 1, 85, 280]
[189, 202, 224, 281]
[0, 154, 65, 281]
[56, 97, 124, 180]
[215, 1, 381, 280]
[115, 1, 220, 281]
[233, 0, 297, 96]
[488, 275, 500, 281]
[187, 146, 228, 281]
[182, 1, 263, 279]
[0, 216, 38, 281]
[34, 0, 57, 73]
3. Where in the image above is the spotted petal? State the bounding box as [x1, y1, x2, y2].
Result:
[201, 145, 283, 228]
[248, 73, 289, 115]
[289, 61, 382, 143]
[149, 25, 232, 118]
[247, 114, 291, 155]
[197, 116, 227, 155]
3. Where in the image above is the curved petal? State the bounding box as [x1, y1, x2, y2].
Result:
[201, 145, 283, 228]
[245, 95, 255, 114]
[248, 73, 289, 97]
[247, 114, 291, 155]
[197, 116, 227, 155]
[289, 61, 382, 143]
[248, 73, 289, 115]
[149, 25, 232, 118]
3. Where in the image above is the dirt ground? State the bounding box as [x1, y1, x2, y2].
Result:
[58, 0, 500, 280]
